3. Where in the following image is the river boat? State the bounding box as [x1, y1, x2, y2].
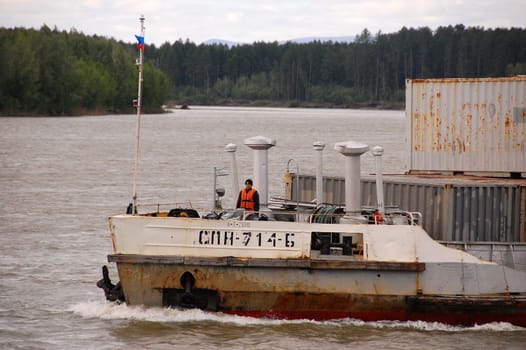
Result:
[97, 17, 526, 327]
[99, 155, 526, 326]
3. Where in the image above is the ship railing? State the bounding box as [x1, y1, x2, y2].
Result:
[306, 204, 423, 226]
[211, 208, 303, 222]
[130, 201, 196, 216]
[129, 201, 422, 226]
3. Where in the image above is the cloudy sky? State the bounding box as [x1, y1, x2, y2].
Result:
[2, 0, 524, 46]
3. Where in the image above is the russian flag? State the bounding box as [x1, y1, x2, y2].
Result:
[135, 35, 145, 51]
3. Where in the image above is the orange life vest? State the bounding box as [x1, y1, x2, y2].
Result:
[240, 188, 257, 212]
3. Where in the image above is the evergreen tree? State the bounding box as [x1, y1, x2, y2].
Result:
[1, 25, 525, 114]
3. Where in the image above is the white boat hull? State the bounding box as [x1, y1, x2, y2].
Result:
[104, 215, 526, 326]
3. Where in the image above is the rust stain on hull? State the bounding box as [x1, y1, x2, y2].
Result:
[109, 255, 526, 327]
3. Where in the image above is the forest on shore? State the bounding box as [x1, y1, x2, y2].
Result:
[1, 24, 525, 115]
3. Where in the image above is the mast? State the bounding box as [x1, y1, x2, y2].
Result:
[131, 15, 145, 214]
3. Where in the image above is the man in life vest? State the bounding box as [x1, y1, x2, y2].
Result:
[236, 178, 260, 213]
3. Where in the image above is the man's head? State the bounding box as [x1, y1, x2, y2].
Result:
[245, 179, 253, 188]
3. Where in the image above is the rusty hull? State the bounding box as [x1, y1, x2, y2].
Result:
[108, 254, 526, 326]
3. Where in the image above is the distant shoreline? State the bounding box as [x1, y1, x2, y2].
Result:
[166, 100, 405, 111]
[1, 101, 404, 117]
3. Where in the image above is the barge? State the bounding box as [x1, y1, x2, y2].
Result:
[98, 137, 526, 326]
[97, 17, 526, 326]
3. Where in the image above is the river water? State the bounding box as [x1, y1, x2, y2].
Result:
[1, 107, 525, 349]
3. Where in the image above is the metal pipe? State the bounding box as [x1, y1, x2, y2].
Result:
[287, 159, 300, 217]
[345, 156, 360, 212]
[334, 141, 369, 214]
[225, 143, 239, 207]
[213, 167, 228, 210]
[244, 136, 276, 209]
[372, 146, 385, 215]
[254, 150, 265, 203]
[313, 141, 326, 205]
[213, 167, 218, 210]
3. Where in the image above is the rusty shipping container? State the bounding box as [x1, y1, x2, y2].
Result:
[406, 77, 526, 177]
[288, 174, 526, 243]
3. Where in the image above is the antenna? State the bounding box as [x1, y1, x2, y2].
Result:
[131, 15, 145, 214]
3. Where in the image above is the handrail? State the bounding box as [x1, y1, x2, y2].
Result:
[130, 201, 423, 227]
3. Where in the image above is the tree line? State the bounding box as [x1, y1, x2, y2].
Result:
[0, 26, 171, 115]
[1, 24, 525, 115]
[150, 25, 526, 108]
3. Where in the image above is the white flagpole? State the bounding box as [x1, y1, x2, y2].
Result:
[131, 15, 145, 214]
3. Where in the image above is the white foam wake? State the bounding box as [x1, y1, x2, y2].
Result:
[330, 319, 524, 332]
[68, 300, 290, 325]
[68, 300, 525, 332]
